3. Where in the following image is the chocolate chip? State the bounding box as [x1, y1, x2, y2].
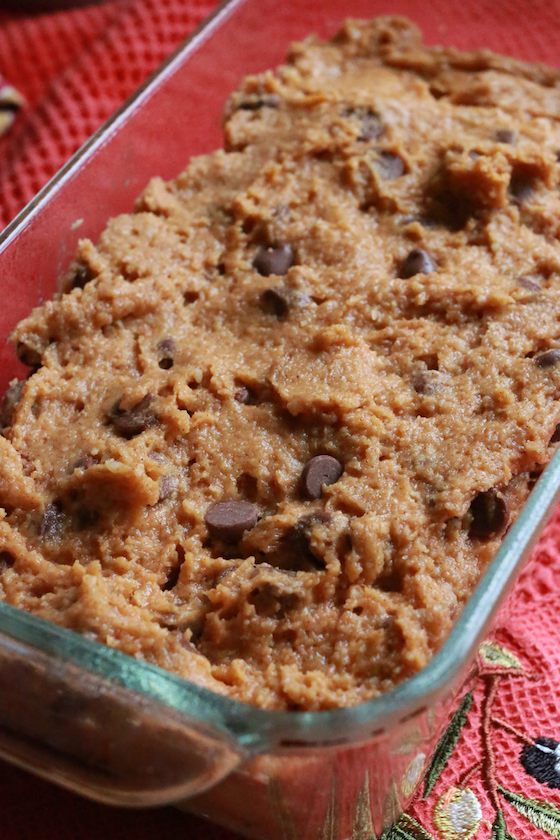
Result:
[70, 263, 94, 290]
[495, 129, 516, 144]
[510, 173, 534, 204]
[161, 545, 185, 591]
[551, 424, 560, 444]
[399, 249, 437, 279]
[375, 151, 405, 179]
[0, 379, 24, 428]
[159, 475, 178, 502]
[535, 349, 560, 368]
[518, 276, 541, 292]
[205, 500, 259, 542]
[73, 454, 98, 471]
[40, 502, 65, 541]
[237, 94, 280, 111]
[248, 582, 299, 617]
[0, 551, 15, 572]
[260, 287, 291, 318]
[253, 244, 294, 277]
[16, 341, 42, 369]
[157, 338, 176, 370]
[468, 489, 509, 539]
[288, 512, 331, 570]
[108, 394, 158, 438]
[343, 106, 384, 141]
[301, 455, 343, 500]
[234, 385, 250, 404]
[411, 370, 440, 395]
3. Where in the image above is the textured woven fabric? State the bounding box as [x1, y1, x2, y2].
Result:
[2, 2, 560, 839]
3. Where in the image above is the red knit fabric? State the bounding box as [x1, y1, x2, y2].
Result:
[2, 3, 560, 839]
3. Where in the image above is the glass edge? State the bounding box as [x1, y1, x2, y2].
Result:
[0, 0, 558, 748]
[1, 449, 559, 749]
[0, 0, 243, 254]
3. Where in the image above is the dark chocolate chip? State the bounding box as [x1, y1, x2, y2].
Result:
[237, 94, 280, 111]
[16, 341, 42, 369]
[288, 512, 331, 570]
[468, 489, 509, 540]
[0, 379, 24, 428]
[40, 502, 65, 541]
[551, 423, 560, 444]
[411, 370, 439, 396]
[301, 455, 343, 500]
[159, 475, 178, 502]
[399, 249, 437, 279]
[343, 106, 384, 141]
[253, 244, 294, 277]
[73, 454, 98, 471]
[510, 173, 534, 204]
[375, 151, 405, 179]
[234, 386, 250, 404]
[205, 500, 259, 542]
[518, 276, 541, 292]
[108, 394, 158, 438]
[161, 545, 185, 591]
[70, 263, 94, 290]
[0, 552, 15, 572]
[157, 338, 176, 370]
[535, 349, 560, 368]
[495, 129, 517, 144]
[248, 582, 299, 617]
[260, 287, 291, 318]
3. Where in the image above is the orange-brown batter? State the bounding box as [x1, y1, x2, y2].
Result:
[1, 17, 560, 709]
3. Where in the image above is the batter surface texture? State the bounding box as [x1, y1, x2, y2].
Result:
[2, 17, 560, 709]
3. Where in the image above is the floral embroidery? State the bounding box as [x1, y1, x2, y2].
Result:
[384, 638, 560, 840]
[521, 738, 560, 790]
[433, 787, 482, 840]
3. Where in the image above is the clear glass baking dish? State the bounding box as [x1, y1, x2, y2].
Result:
[1, 0, 560, 837]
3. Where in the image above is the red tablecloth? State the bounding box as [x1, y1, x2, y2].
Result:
[3, 3, 560, 839]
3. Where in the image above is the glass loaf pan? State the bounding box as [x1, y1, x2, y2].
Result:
[1, 1, 560, 837]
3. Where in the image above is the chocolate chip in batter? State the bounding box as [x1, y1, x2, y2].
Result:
[399, 249, 437, 279]
[495, 129, 517, 144]
[161, 545, 185, 591]
[237, 94, 280, 111]
[108, 394, 158, 438]
[375, 151, 405, 179]
[551, 424, 560, 444]
[518, 276, 541, 292]
[248, 582, 299, 617]
[510, 172, 534, 204]
[157, 338, 176, 370]
[205, 500, 259, 542]
[70, 263, 94, 290]
[301, 455, 343, 499]
[16, 341, 42, 369]
[468, 489, 509, 539]
[535, 349, 560, 368]
[159, 475, 178, 502]
[260, 286, 291, 318]
[286, 512, 331, 571]
[40, 502, 65, 541]
[234, 385, 251, 404]
[0, 552, 15, 571]
[0, 379, 24, 428]
[253, 244, 294, 277]
[344, 106, 383, 141]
